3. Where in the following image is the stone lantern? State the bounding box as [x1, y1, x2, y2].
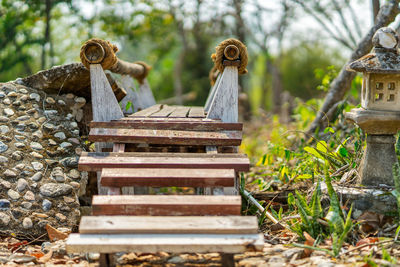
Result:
[346, 27, 400, 187]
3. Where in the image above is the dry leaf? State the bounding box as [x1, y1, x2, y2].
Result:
[302, 231, 315, 258]
[355, 237, 379, 251]
[45, 224, 68, 242]
[358, 212, 383, 233]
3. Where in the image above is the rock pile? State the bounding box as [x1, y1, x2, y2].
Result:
[0, 82, 88, 238]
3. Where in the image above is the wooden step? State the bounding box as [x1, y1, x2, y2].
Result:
[89, 120, 242, 131]
[66, 233, 264, 254]
[79, 216, 258, 234]
[88, 128, 242, 146]
[100, 168, 235, 187]
[78, 152, 250, 172]
[92, 195, 241, 216]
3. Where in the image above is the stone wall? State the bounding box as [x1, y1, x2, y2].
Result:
[0, 82, 88, 238]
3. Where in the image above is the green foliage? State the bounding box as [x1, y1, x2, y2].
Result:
[391, 163, 400, 219]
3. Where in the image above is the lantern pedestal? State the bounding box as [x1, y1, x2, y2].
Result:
[345, 108, 400, 186]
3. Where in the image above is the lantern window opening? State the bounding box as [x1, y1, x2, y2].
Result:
[388, 94, 395, 102]
[375, 93, 383, 101]
[389, 82, 395, 90]
[376, 82, 384, 90]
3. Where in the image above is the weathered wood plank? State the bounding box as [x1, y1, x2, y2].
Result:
[188, 106, 206, 118]
[79, 216, 258, 234]
[168, 106, 191, 118]
[121, 117, 218, 122]
[130, 104, 162, 117]
[78, 152, 250, 172]
[100, 168, 235, 187]
[66, 233, 264, 254]
[91, 195, 241, 216]
[88, 128, 242, 146]
[149, 105, 177, 118]
[90, 121, 242, 131]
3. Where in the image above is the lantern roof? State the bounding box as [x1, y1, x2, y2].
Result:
[347, 27, 400, 74]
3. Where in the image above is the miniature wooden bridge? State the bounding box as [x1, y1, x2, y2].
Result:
[66, 39, 263, 266]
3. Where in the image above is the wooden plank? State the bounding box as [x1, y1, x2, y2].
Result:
[89, 121, 242, 131]
[78, 152, 250, 172]
[91, 195, 241, 216]
[168, 106, 190, 118]
[100, 168, 235, 187]
[188, 106, 206, 118]
[88, 128, 242, 146]
[66, 233, 264, 254]
[149, 105, 177, 118]
[79, 216, 258, 234]
[130, 104, 162, 117]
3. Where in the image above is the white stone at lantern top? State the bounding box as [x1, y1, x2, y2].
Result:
[372, 27, 399, 49]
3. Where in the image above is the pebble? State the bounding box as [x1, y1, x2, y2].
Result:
[0, 116, 9, 122]
[63, 196, 75, 203]
[0, 156, 8, 164]
[60, 157, 79, 167]
[7, 91, 18, 97]
[70, 122, 78, 128]
[60, 142, 72, 148]
[3, 169, 16, 178]
[70, 181, 80, 189]
[17, 178, 28, 192]
[54, 131, 66, 140]
[0, 199, 11, 210]
[32, 130, 43, 139]
[55, 213, 67, 222]
[48, 139, 57, 146]
[45, 97, 55, 104]
[31, 172, 42, 182]
[11, 151, 23, 160]
[19, 88, 28, 94]
[8, 189, 20, 200]
[30, 152, 43, 159]
[44, 110, 58, 116]
[22, 217, 33, 229]
[14, 142, 25, 148]
[0, 179, 11, 189]
[45, 159, 57, 166]
[9, 253, 36, 264]
[0, 141, 8, 153]
[3, 98, 10, 105]
[31, 161, 43, 171]
[58, 99, 66, 105]
[0, 212, 11, 225]
[43, 123, 55, 131]
[30, 142, 43, 150]
[0, 125, 9, 134]
[28, 122, 39, 129]
[0, 92, 4, 98]
[29, 93, 40, 101]
[72, 129, 79, 135]
[21, 201, 32, 210]
[51, 167, 65, 182]
[20, 95, 28, 101]
[42, 199, 52, 211]
[40, 183, 73, 197]
[14, 135, 25, 141]
[37, 116, 46, 123]
[17, 115, 30, 121]
[3, 108, 14, 116]
[23, 191, 35, 202]
[68, 169, 80, 179]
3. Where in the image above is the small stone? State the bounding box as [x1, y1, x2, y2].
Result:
[41, 242, 52, 253]
[33, 212, 49, 218]
[43, 123, 55, 131]
[72, 129, 79, 135]
[0, 212, 10, 225]
[30, 142, 43, 150]
[0, 116, 9, 122]
[3, 108, 14, 116]
[22, 217, 33, 229]
[60, 142, 72, 148]
[63, 196, 75, 203]
[14, 142, 25, 148]
[9, 253, 36, 264]
[8, 189, 20, 200]
[0, 125, 9, 134]
[75, 97, 86, 104]
[48, 139, 57, 146]
[70, 182, 80, 189]
[3, 169, 16, 178]
[12, 151, 23, 160]
[30, 152, 43, 159]
[58, 99, 66, 105]
[0, 179, 11, 189]
[17, 115, 30, 121]
[37, 116, 46, 123]
[42, 199, 52, 211]
[54, 132, 66, 140]
[68, 138, 80, 144]
[0, 156, 8, 164]
[7, 91, 18, 97]
[17, 178, 28, 192]
[45, 97, 55, 104]
[45, 159, 57, 166]
[14, 135, 25, 141]
[0, 199, 11, 210]
[70, 122, 78, 128]
[51, 167, 65, 182]
[31, 172, 42, 182]
[20, 95, 28, 101]
[15, 163, 25, 170]
[32, 161, 43, 171]
[68, 169, 80, 179]
[44, 110, 58, 116]
[28, 122, 39, 129]
[0, 141, 8, 153]
[19, 88, 28, 94]
[32, 130, 43, 139]
[15, 123, 25, 132]
[0, 92, 4, 98]
[23, 191, 35, 201]
[60, 157, 78, 167]
[55, 213, 67, 222]
[40, 183, 73, 197]
[21, 201, 32, 209]
[29, 93, 40, 101]
[3, 98, 10, 105]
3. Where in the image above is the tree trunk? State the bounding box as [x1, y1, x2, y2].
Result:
[41, 0, 52, 69]
[267, 60, 283, 114]
[372, 0, 380, 24]
[307, 1, 399, 135]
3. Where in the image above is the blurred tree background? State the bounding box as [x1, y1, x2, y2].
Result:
[0, 0, 387, 119]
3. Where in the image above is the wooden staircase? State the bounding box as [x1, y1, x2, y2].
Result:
[66, 38, 262, 267]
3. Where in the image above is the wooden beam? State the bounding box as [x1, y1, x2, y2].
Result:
[79, 216, 258, 234]
[78, 152, 250, 172]
[100, 168, 235, 187]
[168, 106, 190, 118]
[66, 233, 264, 254]
[91, 195, 241, 216]
[188, 106, 206, 118]
[88, 128, 242, 146]
[130, 104, 162, 117]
